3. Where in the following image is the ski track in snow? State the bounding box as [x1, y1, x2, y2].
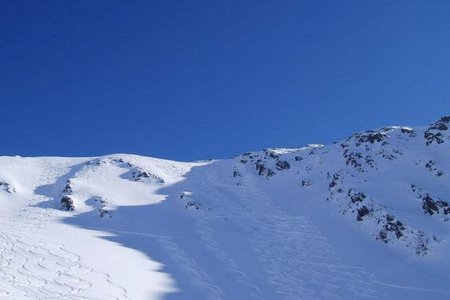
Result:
[81, 226, 226, 300]
[5, 161, 226, 300]
[196, 217, 267, 300]
[0, 210, 129, 299]
[0, 167, 130, 300]
[2, 138, 450, 299]
[193, 162, 387, 300]
[157, 236, 224, 300]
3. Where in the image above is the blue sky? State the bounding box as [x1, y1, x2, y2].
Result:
[1, 0, 449, 161]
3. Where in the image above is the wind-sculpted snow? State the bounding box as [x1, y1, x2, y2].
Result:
[1, 116, 450, 299]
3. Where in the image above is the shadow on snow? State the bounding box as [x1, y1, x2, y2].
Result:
[33, 160, 224, 300]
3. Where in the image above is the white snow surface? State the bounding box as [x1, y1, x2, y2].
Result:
[1, 116, 450, 299]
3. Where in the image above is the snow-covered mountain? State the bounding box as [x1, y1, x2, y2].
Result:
[1, 116, 450, 299]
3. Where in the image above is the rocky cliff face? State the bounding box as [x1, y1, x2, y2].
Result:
[234, 116, 450, 256]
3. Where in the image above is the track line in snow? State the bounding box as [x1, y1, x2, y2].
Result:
[81, 225, 225, 300]
[0, 171, 130, 300]
[374, 281, 450, 294]
[192, 162, 387, 300]
[196, 216, 266, 300]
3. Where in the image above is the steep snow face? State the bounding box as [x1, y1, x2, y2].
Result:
[1, 117, 450, 299]
[236, 119, 450, 255]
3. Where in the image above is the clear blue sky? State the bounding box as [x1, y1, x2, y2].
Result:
[1, 0, 449, 161]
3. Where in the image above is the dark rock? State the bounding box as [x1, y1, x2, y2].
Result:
[364, 156, 375, 167]
[265, 150, 279, 160]
[329, 180, 337, 189]
[425, 160, 435, 170]
[63, 180, 72, 194]
[384, 214, 405, 239]
[357, 206, 371, 221]
[382, 154, 395, 160]
[441, 115, 450, 123]
[414, 232, 430, 256]
[301, 179, 312, 187]
[0, 181, 14, 193]
[348, 190, 366, 203]
[132, 171, 165, 184]
[424, 160, 444, 177]
[424, 116, 450, 145]
[436, 200, 450, 215]
[254, 159, 276, 178]
[353, 132, 388, 146]
[343, 150, 363, 169]
[328, 173, 340, 189]
[99, 208, 112, 218]
[266, 169, 276, 177]
[424, 131, 444, 145]
[422, 194, 448, 215]
[255, 160, 266, 176]
[275, 160, 291, 171]
[378, 230, 388, 243]
[186, 201, 201, 210]
[377, 214, 405, 242]
[411, 185, 450, 216]
[401, 127, 415, 135]
[435, 123, 448, 131]
[61, 196, 75, 211]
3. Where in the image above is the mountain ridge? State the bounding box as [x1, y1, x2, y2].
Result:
[0, 116, 450, 299]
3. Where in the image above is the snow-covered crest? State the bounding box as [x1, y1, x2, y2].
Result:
[1, 117, 450, 299]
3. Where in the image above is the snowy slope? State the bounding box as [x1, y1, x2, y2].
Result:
[1, 116, 450, 299]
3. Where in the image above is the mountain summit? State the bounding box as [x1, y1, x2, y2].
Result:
[1, 116, 450, 299]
